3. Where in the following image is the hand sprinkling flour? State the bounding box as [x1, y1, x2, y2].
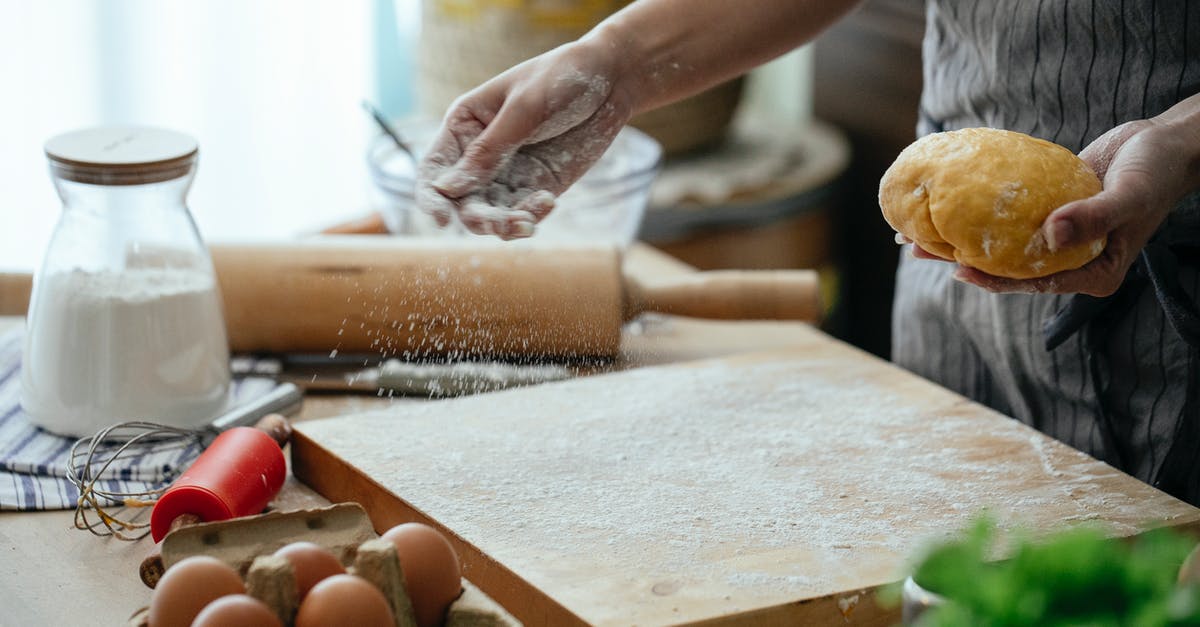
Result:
[416, 1, 858, 239]
[418, 46, 634, 239]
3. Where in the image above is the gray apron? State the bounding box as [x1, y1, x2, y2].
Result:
[893, 0, 1200, 503]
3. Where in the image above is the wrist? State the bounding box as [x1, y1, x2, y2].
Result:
[1152, 96, 1200, 195]
[579, 17, 655, 115]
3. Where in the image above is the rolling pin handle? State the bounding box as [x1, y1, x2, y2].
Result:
[624, 270, 822, 323]
[252, 413, 293, 449]
[0, 272, 32, 316]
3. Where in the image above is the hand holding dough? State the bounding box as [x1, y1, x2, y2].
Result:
[878, 127, 1105, 279]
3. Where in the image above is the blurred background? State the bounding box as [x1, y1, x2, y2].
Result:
[0, 0, 408, 270]
[0, 0, 924, 358]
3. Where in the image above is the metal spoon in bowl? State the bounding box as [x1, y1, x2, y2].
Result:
[360, 100, 416, 163]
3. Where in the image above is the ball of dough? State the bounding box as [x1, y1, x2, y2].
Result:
[878, 127, 1105, 279]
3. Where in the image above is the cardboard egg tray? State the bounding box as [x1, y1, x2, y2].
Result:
[129, 503, 521, 627]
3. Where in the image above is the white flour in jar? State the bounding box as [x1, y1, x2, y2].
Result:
[20, 267, 230, 437]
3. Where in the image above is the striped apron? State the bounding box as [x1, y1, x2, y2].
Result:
[892, 0, 1200, 503]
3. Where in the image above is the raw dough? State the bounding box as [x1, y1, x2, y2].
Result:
[878, 127, 1104, 279]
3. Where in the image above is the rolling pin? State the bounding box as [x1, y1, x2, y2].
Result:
[149, 425, 287, 542]
[0, 237, 820, 357]
[140, 415, 291, 588]
[0, 272, 30, 317]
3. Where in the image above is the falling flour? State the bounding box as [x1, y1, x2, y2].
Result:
[21, 268, 230, 437]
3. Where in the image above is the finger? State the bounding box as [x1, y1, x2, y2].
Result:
[953, 260, 1123, 297]
[512, 190, 556, 222]
[459, 198, 537, 239]
[1042, 174, 1143, 251]
[418, 109, 482, 215]
[458, 197, 497, 235]
[490, 203, 536, 239]
[906, 242, 956, 262]
[952, 266, 1065, 293]
[497, 216, 536, 240]
[910, 243, 953, 261]
[422, 105, 483, 172]
[436, 95, 545, 198]
[416, 182, 456, 228]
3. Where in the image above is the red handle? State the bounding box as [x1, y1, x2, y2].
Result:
[150, 427, 286, 542]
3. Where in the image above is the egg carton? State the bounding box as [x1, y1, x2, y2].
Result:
[129, 503, 521, 627]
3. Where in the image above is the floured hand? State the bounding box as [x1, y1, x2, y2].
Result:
[418, 39, 634, 239]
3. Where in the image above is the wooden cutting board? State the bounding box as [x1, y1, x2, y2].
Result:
[292, 325, 1200, 626]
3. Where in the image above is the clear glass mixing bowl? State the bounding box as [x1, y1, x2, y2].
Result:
[367, 121, 662, 248]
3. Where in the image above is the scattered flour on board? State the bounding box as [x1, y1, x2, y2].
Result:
[377, 358, 572, 396]
[304, 355, 1153, 613]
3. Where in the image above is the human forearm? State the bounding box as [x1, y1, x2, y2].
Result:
[418, 0, 863, 237]
[585, 0, 863, 114]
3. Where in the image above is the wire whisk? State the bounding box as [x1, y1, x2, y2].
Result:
[64, 382, 301, 541]
[66, 421, 213, 541]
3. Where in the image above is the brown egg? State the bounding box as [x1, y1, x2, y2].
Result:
[273, 541, 346, 599]
[295, 574, 394, 627]
[381, 522, 463, 627]
[191, 594, 282, 627]
[148, 555, 245, 627]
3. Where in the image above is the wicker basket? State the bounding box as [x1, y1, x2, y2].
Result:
[417, 0, 743, 156]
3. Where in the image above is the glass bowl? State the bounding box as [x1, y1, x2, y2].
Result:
[367, 120, 662, 248]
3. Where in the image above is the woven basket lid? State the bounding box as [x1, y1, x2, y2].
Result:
[44, 126, 198, 186]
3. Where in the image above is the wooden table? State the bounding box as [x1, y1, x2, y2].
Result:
[3, 244, 1198, 626]
[0, 245, 847, 625]
[292, 325, 1200, 626]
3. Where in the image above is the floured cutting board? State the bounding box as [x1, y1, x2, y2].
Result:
[292, 328, 1200, 626]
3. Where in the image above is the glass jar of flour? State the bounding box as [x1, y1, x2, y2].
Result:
[21, 127, 230, 437]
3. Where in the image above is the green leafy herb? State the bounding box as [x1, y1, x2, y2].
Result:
[902, 517, 1200, 626]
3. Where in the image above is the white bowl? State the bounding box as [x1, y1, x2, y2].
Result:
[367, 120, 662, 248]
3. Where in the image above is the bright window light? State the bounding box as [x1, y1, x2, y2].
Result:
[0, 1, 419, 272]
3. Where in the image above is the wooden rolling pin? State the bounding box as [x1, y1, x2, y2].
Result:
[0, 272, 30, 318]
[0, 238, 820, 357]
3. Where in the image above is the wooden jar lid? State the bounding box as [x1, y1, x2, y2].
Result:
[44, 126, 198, 186]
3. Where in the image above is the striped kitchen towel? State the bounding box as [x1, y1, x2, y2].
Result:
[0, 329, 284, 511]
